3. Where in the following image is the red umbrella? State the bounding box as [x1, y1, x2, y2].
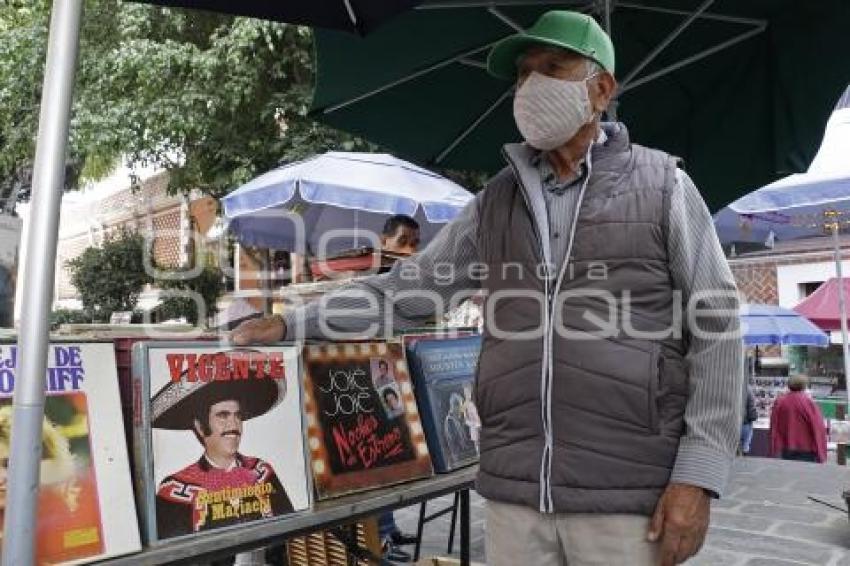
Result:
[794, 278, 850, 331]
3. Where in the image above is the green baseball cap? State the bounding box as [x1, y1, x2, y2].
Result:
[487, 10, 615, 81]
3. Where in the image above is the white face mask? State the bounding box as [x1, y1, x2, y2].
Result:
[513, 71, 596, 151]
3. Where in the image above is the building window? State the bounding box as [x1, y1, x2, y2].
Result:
[800, 281, 824, 299]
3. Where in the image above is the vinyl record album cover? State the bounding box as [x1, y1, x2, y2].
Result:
[302, 342, 432, 499]
[132, 342, 310, 543]
[0, 342, 141, 564]
[405, 335, 482, 472]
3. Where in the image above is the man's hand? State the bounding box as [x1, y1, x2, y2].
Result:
[231, 315, 286, 345]
[648, 483, 710, 566]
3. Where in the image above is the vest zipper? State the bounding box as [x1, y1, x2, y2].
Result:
[504, 155, 553, 514]
[544, 149, 594, 514]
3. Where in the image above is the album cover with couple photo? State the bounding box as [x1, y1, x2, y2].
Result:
[404, 334, 482, 472]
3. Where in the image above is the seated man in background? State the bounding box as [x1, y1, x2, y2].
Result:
[378, 215, 420, 561]
[380, 214, 420, 257]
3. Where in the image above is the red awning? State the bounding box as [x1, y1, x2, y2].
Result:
[793, 278, 850, 331]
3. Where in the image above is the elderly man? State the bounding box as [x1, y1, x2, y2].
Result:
[234, 10, 741, 565]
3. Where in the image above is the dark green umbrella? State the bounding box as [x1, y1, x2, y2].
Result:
[311, 0, 850, 211]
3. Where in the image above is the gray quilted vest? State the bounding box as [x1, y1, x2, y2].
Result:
[474, 123, 689, 515]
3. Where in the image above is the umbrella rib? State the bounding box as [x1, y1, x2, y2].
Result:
[458, 57, 488, 69]
[618, 0, 716, 91]
[435, 85, 515, 164]
[342, 0, 358, 27]
[602, 0, 612, 33]
[618, 23, 766, 95]
[417, 0, 588, 8]
[487, 7, 524, 32]
[615, 2, 767, 27]
[321, 40, 503, 114]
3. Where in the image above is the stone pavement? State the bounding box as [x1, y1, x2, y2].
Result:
[395, 457, 850, 565]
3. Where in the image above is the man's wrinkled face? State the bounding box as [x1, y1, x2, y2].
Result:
[517, 46, 590, 86]
[197, 400, 243, 461]
[381, 225, 420, 255]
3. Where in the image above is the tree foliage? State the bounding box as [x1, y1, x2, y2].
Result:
[0, 0, 374, 207]
[154, 265, 225, 326]
[65, 229, 152, 321]
[48, 307, 93, 329]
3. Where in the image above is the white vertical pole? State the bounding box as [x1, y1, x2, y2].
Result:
[1, 1, 83, 565]
[353, 209, 360, 249]
[831, 224, 850, 408]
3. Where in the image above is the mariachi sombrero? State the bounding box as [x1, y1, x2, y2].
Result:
[151, 349, 286, 430]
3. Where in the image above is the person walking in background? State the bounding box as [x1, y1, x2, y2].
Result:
[741, 386, 758, 455]
[770, 375, 827, 463]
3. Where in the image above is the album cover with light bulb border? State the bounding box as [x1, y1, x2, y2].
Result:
[301, 341, 433, 500]
[131, 341, 311, 544]
[0, 341, 141, 564]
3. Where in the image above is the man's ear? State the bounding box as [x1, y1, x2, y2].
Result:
[193, 419, 204, 437]
[590, 72, 617, 114]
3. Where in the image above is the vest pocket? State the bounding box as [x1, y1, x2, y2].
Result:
[648, 345, 661, 434]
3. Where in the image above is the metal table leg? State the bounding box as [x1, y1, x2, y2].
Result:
[460, 489, 470, 566]
[414, 501, 427, 561]
[447, 492, 459, 554]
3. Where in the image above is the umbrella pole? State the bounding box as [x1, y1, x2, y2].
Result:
[354, 209, 360, 249]
[1, 2, 83, 565]
[831, 224, 850, 407]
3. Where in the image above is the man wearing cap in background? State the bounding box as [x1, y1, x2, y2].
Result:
[153, 368, 294, 539]
[234, 10, 741, 565]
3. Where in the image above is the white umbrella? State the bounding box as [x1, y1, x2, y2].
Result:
[222, 152, 473, 255]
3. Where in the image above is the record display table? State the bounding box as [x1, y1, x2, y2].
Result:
[94, 466, 478, 566]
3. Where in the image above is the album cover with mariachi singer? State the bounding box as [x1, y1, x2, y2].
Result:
[404, 334, 482, 473]
[131, 342, 310, 543]
[0, 341, 141, 565]
[302, 342, 433, 500]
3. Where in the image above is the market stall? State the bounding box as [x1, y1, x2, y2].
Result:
[0, 330, 483, 564]
[96, 467, 475, 566]
[740, 304, 831, 457]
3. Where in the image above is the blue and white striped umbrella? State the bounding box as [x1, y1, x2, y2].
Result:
[714, 86, 850, 245]
[222, 152, 473, 254]
[740, 304, 829, 347]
